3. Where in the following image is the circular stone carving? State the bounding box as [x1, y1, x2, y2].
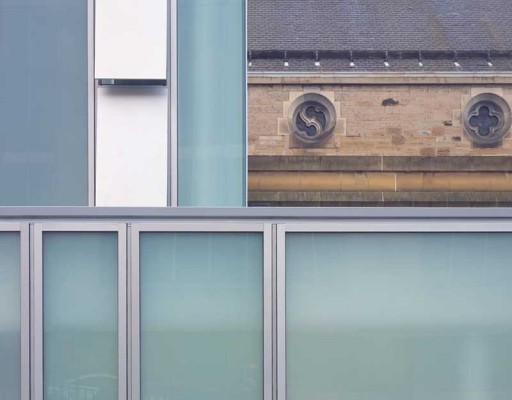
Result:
[288, 93, 337, 144]
[463, 93, 512, 146]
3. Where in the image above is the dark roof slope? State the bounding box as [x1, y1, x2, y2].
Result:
[248, 0, 512, 52]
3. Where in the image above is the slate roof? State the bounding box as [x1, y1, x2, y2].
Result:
[248, 0, 512, 72]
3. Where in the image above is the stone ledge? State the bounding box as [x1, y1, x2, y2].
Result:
[248, 73, 512, 85]
[249, 155, 512, 172]
[248, 191, 512, 207]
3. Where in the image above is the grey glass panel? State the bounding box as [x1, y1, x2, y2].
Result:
[43, 232, 117, 400]
[0, 0, 88, 205]
[286, 232, 512, 400]
[140, 232, 263, 400]
[0, 233, 20, 400]
[177, 0, 246, 206]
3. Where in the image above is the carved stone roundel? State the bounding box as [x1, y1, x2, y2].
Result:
[463, 93, 512, 146]
[288, 93, 337, 144]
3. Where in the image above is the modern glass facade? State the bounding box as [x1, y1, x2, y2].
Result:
[0, 0, 89, 206]
[42, 232, 118, 400]
[0, 0, 248, 207]
[140, 232, 263, 399]
[2, 214, 512, 400]
[286, 232, 512, 400]
[177, 0, 246, 206]
[1, 0, 512, 399]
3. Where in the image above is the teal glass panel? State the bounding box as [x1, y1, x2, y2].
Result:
[0, 233, 21, 400]
[0, 0, 88, 205]
[286, 232, 512, 400]
[43, 232, 117, 400]
[177, 0, 246, 206]
[140, 232, 262, 400]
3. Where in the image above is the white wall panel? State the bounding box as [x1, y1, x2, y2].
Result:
[95, 0, 167, 79]
[96, 87, 168, 206]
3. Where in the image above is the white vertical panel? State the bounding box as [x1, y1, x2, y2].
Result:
[96, 87, 168, 206]
[95, 0, 167, 79]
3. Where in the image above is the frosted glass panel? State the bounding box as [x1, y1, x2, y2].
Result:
[0, 233, 20, 400]
[177, 0, 246, 206]
[140, 232, 262, 400]
[43, 233, 117, 400]
[0, 0, 88, 205]
[286, 232, 512, 400]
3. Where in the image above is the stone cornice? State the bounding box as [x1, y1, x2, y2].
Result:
[248, 72, 512, 85]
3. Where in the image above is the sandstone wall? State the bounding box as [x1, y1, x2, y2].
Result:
[248, 84, 512, 156]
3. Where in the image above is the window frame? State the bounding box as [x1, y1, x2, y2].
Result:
[32, 223, 127, 400]
[130, 222, 272, 400]
[0, 223, 29, 400]
[277, 220, 512, 400]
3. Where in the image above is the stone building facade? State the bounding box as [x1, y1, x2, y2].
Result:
[247, 0, 512, 206]
[249, 83, 512, 157]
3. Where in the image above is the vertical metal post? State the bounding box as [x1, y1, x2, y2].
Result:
[276, 224, 287, 400]
[272, 224, 278, 400]
[264, 224, 273, 400]
[130, 225, 141, 400]
[169, 0, 178, 206]
[118, 225, 128, 400]
[244, 0, 248, 206]
[127, 224, 132, 400]
[20, 224, 30, 400]
[88, 0, 96, 206]
[33, 225, 43, 400]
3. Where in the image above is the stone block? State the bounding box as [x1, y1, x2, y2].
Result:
[303, 85, 322, 94]
[396, 173, 424, 191]
[437, 147, 451, 156]
[422, 173, 451, 191]
[471, 87, 504, 97]
[333, 118, 347, 135]
[420, 147, 436, 156]
[298, 172, 342, 191]
[367, 173, 395, 191]
[432, 126, 445, 136]
[278, 118, 290, 135]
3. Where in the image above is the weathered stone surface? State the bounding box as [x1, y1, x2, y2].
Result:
[248, 191, 512, 207]
[249, 84, 512, 156]
[249, 155, 512, 172]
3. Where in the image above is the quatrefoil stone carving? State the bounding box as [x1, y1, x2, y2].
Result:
[463, 94, 512, 146]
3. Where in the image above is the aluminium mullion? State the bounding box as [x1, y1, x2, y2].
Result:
[33, 225, 43, 400]
[169, 0, 178, 207]
[0, 223, 29, 400]
[118, 224, 128, 400]
[130, 222, 265, 233]
[87, 0, 95, 206]
[276, 224, 287, 400]
[130, 225, 141, 400]
[20, 224, 30, 400]
[127, 224, 133, 400]
[271, 224, 278, 400]
[281, 221, 512, 233]
[263, 224, 273, 400]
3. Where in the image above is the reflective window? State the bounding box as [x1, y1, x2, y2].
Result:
[178, 0, 246, 206]
[0, 233, 21, 400]
[0, 0, 88, 205]
[140, 232, 263, 399]
[43, 232, 118, 400]
[286, 232, 512, 399]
